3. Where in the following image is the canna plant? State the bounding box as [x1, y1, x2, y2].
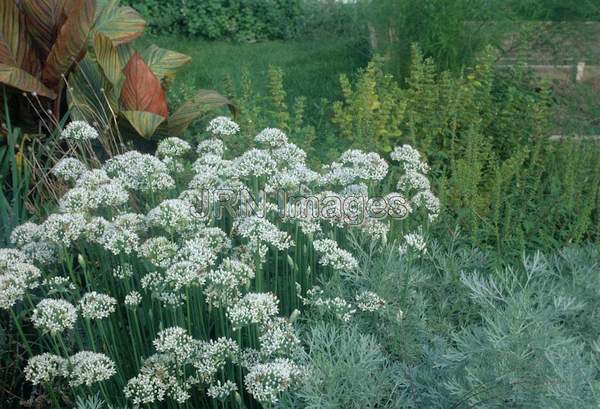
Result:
[0, 0, 146, 132]
[1, 117, 437, 407]
[66, 33, 235, 143]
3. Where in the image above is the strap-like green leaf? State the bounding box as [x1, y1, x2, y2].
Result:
[0, 63, 56, 98]
[42, 0, 95, 89]
[94, 0, 145, 46]
[167, 90, 236, 136]
[122, 110, 165, 139]
[141, 44, 191, 81]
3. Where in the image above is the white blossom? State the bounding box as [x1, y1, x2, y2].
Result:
[67, 351, 116, 386]
[25, 353, 66, 385]
[79, 291, 117, 319]
[61, 121, 98, 141]
[207, 116, 240, 137]
[32, 298, 77, 334]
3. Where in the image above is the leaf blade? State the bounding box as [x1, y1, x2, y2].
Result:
[120, 52, 168, 118]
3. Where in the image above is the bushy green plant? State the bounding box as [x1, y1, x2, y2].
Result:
[1, 117, 437, 407]
[278, 322, 405, 409]
[302, 236, 600, 408]
[126, 0, 304, 42]
[332, 47, 600, 254]
[364, 0, 516, 76]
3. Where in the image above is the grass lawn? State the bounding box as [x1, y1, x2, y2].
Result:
[141, 35, 369, 112]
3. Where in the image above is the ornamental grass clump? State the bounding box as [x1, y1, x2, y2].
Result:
[3, 117, 437, 407]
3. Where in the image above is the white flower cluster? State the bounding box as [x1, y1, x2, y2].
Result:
[79, 291, 117, 319]
[399, 231, 428, 254]
[61, 121, 98, 141]
[31, 298, 77, 334]
[355, 290, 386, 312]
[207, 380, 238, 400]
[0, 249, 41, 309]
[244, 358, 301, 404]
[4, 119, 436, 407]
[391, 145, 439, 221]
[51, 157, 87, 183]
[300, 285, 387, 322]
[67, 351, 116, 387]
[227, 292, 279, 330]
[206, 116, 240, 137]
[157, 137, 192, 159]
[312, 238, 358, 271]
[104, 151, 174, 193]
[25, 351, 115, 387]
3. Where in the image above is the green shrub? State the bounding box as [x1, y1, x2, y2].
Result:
[331, 47, 600, 254]
[126, 0, 304, 41]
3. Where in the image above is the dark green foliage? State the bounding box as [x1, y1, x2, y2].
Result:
[126, 0, 303, 41]
[331, 47, 600, 254]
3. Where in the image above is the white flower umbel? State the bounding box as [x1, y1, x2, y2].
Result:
[390, 144, 430, 174]
[204, 258, 255, 308]
[157, 137, 192, 159]
[235, 216, 292, 260]
[255, 128, 288, 147]
[355, 290, 386, 312]
[197, 138, 225, 157]
[207, 116, 240, 137]
[312, 238, 358, 271]
[193, 337, 240, 384]
[0, 256, 41, 309]
[207, 380, 238, 400]
[24, 353, 66, 385]
[139, 237, 178, 268]
[79, 291, 117, 319]
[61, 121, 98, 141]
[51, 157, 88, 183]
[146, 199, 205, 235]
[40, 213, 86, 247]
[227, 292, 279, 330]
[258, 317, 300, 358]
[397, 169, 431, 193]
[32, 298, 77, 335]
[412, 190, 441, 221]
[10, 222, 40, 248]
[124, 355, 177, 405]
[244, 358, 301, 404]
[21, 241, 57, 266]
[104, 151, 175, 193]
[233, 149, 278, 178]
[66, 351, 116, 387]
[153, 327, 197, 361]
[124, 291, 142, 307]
[399, 231, 427, 254]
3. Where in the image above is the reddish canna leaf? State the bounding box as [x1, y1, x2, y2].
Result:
[120, 53, 168, 118]
[42, 0, 95, 89]
[19, 0, 66, 60]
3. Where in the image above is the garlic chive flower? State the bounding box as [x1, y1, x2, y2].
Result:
[61, 121, 98, 141]
[79, 291, 117, 319]
[67, 351, 116, 387]
[51, 157, 88, 183]
[313, 238, 358, 271]
[32, 298, 77, 334]
[207, 116, 240, 137]
[24, 353, 66, 385]
[244, 358, 301, 404]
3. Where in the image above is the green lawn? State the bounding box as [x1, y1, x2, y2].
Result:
[141, 35, 369, 111]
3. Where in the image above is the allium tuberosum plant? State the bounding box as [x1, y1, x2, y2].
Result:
[2, 117, 437, 407]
